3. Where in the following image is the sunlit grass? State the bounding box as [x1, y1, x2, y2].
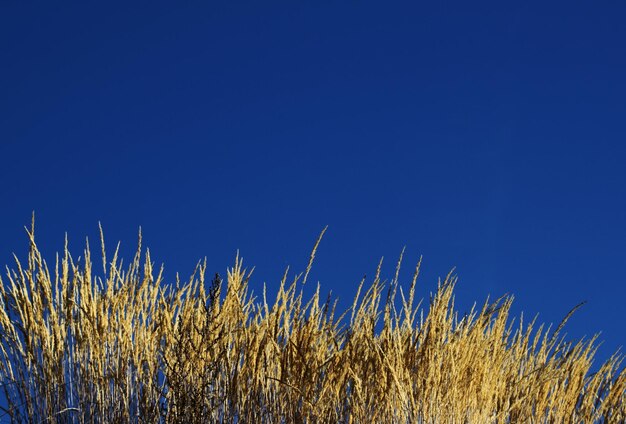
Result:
[0, 222, 624, 423]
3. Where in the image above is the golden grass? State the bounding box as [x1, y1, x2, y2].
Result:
[0, 223, 624, 423]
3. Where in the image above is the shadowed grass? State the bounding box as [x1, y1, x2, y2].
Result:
[0, 224, 624, 423]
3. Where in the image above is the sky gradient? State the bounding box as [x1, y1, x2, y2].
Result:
[1, 2, 625, 366]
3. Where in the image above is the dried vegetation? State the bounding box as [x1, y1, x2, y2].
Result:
[0, 224, 624, 423]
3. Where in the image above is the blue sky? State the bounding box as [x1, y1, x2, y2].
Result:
[1, 2, 625, 366]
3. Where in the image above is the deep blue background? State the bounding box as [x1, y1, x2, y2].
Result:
[1, 2, 625, 367]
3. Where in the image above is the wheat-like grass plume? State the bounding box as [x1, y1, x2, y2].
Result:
[0, 225, 624, 423]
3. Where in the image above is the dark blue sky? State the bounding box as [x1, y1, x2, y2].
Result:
[1, 2, 625, 365]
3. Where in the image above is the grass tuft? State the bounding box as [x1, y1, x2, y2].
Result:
[0, 226, 624, 423]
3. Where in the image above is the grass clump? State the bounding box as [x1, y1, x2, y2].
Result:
[0, 223, 624, 423]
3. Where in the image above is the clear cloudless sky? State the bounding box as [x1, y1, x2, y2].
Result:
[1, 2, 625, 366]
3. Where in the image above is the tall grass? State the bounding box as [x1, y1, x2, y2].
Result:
[0, 223, 624, 423]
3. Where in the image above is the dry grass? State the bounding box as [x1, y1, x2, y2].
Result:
[0, 223, 624, 423]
